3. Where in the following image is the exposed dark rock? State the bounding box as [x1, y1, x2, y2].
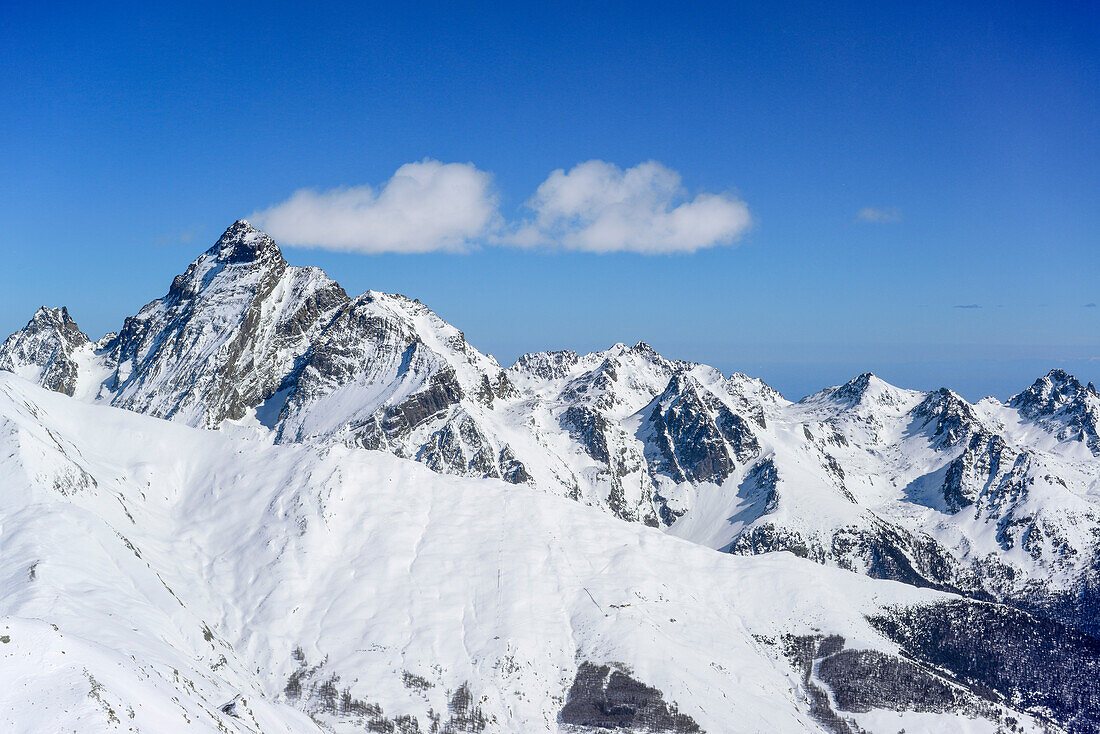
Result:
[107, 220, 350, 427]
[647, 374, 759, 485]
[497, 446, 531, 485]
[714, 409, 759, 463]
[1011, 369, 1100, 455]
[730, 514, 988, 601]
[826, 373, 887, 409]
[940, 432, 1030, 514]
[509, 350, 580, 382]
[0, 306, 90, 396]
[562, 406, 611, 464]
[913, 388, 982, 448]
[383, 368, 464, 434]
[559, 662, 701, 732]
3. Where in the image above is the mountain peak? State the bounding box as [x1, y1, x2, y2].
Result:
[1045, 368, 1076, 385]
[1008, 369, 1100, 453]
[832, 372, 877, 401]
[1011, 369, 1094, 415]
[22, 307, 87, 346]
[813, 371, 916, 412]
[0, 305, 89, 397]
[211, 220, 282, 264]
[29, 305, 76, 327]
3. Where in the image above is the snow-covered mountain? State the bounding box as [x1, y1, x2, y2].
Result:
[4, 220, 1100, 731]
[3, 372, 1098, 733]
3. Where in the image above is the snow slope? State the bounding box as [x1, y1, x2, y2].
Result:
[0, 372, 1076, 733]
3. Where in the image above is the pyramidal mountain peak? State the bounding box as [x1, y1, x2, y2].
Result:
[801, 371, 902, 410]
[211, 218, 284, 264]
[0, 304, 91, 396]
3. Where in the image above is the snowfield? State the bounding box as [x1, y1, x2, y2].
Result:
[0, 373, 1059, 733]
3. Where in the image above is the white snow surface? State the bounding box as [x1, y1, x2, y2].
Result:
[0, 373, 1046, 733]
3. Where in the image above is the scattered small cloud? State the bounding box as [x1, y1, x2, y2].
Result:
[857, 206, 902, 223]
[251, 160, 499, 254]
[954, 304, 982, 309]
[511, 160, 752, 253]
[1085, 302, 1097, 308]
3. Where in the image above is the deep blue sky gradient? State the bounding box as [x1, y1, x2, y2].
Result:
[2, 1, 1098, 399]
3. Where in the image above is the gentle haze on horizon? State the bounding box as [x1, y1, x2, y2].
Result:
[2, 1, 1098, 400]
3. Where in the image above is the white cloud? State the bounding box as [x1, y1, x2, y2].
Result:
[857, 206, 902, 223]
[251, 160, 499, 254]
[512, 160, 752, 253]
[252, 159, 752, 256]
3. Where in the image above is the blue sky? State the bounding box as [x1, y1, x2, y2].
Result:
[2, 1, 1098, 400]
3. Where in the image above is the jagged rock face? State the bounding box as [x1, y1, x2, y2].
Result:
[550, 342, 692, 417]
[1, 223, 535, 488]
[646, 373, 760, 485]
[561, 405, 612, 465]
[1011, 369, 1100, 454]
[105, 221, 350, 427]
[508, 349, 580, 382]
[0, 307, 89, 396]
[275, 293, 465, 445]
[730, 510, 989, 601]
[271, 289, 530, 484]
[507, 341, 697, 525]
[822, 372, 913, 414]
[826, 372, 879, 408]
[940, 431, 1028, 513]
[912, 388, 983, 448]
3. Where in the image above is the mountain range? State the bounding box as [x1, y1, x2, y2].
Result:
[3, 221, 1099, 733]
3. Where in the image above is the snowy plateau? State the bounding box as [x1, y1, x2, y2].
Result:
[2, 221, 1100, 733]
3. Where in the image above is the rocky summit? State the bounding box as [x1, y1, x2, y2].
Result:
[3, 221, 1100, 733]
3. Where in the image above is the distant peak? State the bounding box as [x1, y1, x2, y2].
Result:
[1010, 368, 1093, 415]
[26, 307, 86, 340]
[835, 372, 875, 396]
[915, 386, 973, 418]
[212, 220, 282, 264]
[31, 305, 74, 324]
[1044, 368, 1077, 386]
[14, 305, 89, 348]
[1031, 369, 1085, 394]
[826, 372, 909, 409]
